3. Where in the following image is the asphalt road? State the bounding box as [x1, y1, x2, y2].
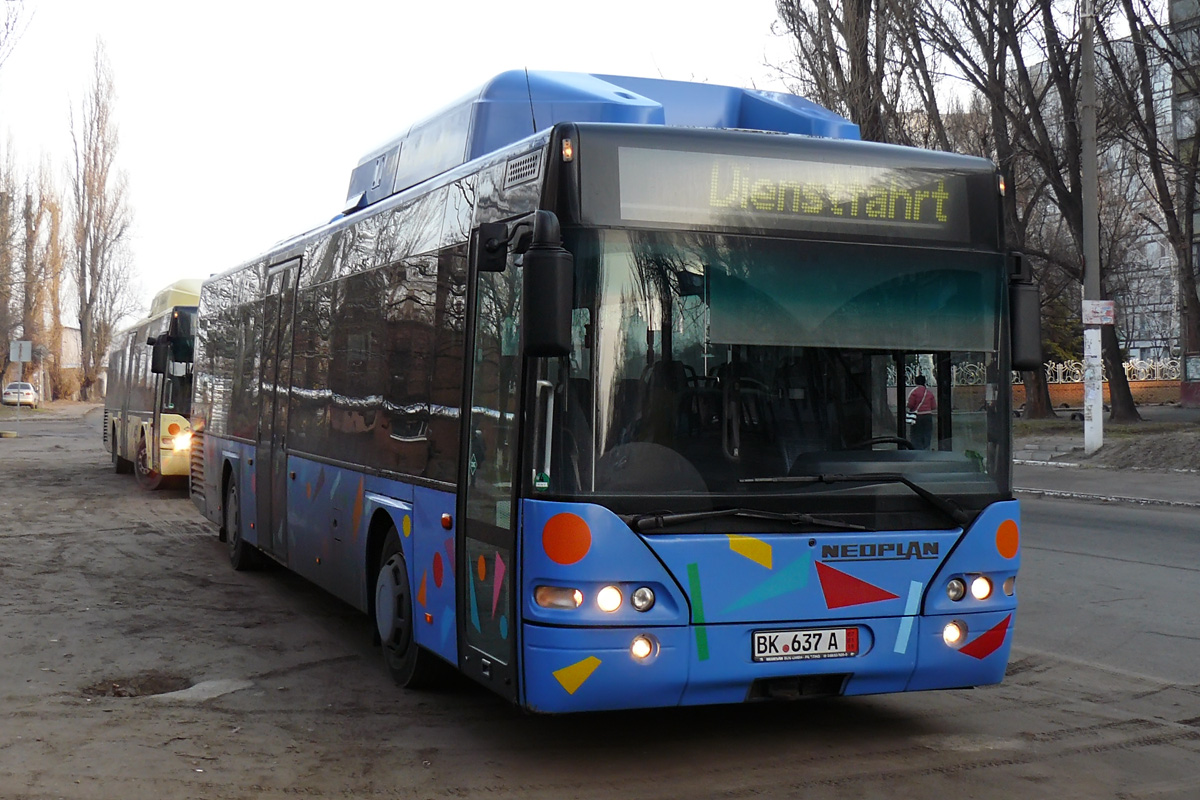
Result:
[1, 408, 1199, 799]
[1017, 496, 1200, 686]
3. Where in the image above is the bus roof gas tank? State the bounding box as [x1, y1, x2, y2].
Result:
[147, 279, 201, 318]
[344, 71, 860, 213]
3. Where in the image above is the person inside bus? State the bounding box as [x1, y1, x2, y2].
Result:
[906, 374, 937, 450]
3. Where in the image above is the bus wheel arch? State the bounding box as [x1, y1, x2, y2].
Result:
[218, 461, 235, 542]
[134, 432, 164, 490]
[373, 523, 445, 688]
[223, 466, 259, 571]
[112, 425, 133, 474]
[365, 510, 397, 628]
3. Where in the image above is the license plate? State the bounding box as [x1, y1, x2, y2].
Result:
[752, 627, 859, 662]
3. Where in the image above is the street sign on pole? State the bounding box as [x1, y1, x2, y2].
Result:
[10, 340, 32, 363]
[8, 340, 33, 438]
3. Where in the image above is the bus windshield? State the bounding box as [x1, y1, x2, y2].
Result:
[549, 229, 1009, 530]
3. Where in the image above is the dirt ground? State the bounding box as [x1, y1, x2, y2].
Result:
[1014, 405, 1200, 471]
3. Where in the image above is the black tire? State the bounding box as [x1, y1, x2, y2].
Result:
[374, 529, 446, 688]
[112, 428, 133, 474]
[134, 436, 164, 490]
[224, 479, 259, 571]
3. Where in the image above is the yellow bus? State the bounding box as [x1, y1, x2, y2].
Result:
[104, 280, 201, 489]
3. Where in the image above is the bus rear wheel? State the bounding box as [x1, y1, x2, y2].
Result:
[135, 436, 164, 490]
[224, 479, 259, 571]
[374, 529, 445, 688]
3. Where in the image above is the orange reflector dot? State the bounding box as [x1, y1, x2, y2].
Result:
[167, 423, 181, 436]
[543, 513, 592, 565]
[996, 520, 1019, 559]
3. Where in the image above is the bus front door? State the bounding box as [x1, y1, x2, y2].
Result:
[256, 259, 300, 563]
[458, 264, 522, 702]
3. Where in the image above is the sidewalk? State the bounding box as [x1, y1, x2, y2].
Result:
[1014, 403, 1200, 508]
[1014, 461, 1200, 509]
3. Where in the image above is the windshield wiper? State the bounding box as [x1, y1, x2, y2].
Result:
[739, 473, 970, 527]
[630, 508, 866, 533]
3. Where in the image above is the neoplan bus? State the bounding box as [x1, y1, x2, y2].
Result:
[105, 279, 200, 489]
[189, 72, 1041, 713]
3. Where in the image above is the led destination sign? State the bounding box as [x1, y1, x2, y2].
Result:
[617, 147, 972, 243]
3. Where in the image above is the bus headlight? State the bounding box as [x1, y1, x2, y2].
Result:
[946, 578, 966, 602]
[596, 585, 622, 612]
[172, 431, 193, 451]
[630, 634, 657, 661]
[970, 576, 993, 600]
[943, 620, 966, 647]
[535, 586, 584, 609]
[631, 586, 655, 612]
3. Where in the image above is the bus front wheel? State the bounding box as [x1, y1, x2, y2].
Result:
[224, 480, 259, 571]
[374, 530, 445, 688]
[135, 436, 164, 490]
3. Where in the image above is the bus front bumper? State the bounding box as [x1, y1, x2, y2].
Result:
[520, 609, 1014, 713]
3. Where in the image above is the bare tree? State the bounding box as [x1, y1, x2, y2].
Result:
[0, 140, 16, 381]
[0, 0, 28, 74]
[69, 42, 134, 400]
[1097, 0, 1200, 357]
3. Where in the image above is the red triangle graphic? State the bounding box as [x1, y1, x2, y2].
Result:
[959, 615, 1011, 660]
[815, 561, 900, 609]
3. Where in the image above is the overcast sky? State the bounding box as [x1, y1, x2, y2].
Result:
[0, 0, 795, 312]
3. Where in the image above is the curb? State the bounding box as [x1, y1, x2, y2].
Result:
[1014, 486, 1200, 510]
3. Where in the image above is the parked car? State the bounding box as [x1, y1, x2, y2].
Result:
[2, 382, 38, 407]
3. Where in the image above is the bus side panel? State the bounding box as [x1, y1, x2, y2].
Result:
[408, 485, 458, 666]
[281, 459, 459, 665]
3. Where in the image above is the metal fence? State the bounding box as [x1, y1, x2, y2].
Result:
[887, 359, 1181, 387]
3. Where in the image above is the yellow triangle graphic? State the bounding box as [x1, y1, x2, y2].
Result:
[728, 534, 773, 569]
[553, 656, 602, 695]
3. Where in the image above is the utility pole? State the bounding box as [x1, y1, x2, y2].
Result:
[1081, 0, 1105, 454]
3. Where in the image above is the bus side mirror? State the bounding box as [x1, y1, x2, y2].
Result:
[522, 211, 573, 358]
[150, 335, 169, 375]
[1008, 253, 1042, 372]
[471, 222, 511, 273]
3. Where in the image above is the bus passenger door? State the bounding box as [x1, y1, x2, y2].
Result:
[458, 260, 522, 702]
[256, 259, 300, 563]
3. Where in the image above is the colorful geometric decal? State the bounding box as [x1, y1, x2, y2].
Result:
[815, 561, 900, 609]
[417, 571, 428, 607]
[996, 520, 1019, 559]
[492, 554, 506, 618]
[686, 563, 710, 661]
[402, 514, 412, 537]
[433, 552, 444, 588]
[468, 570, 481, 632]
[443, 538, 454, 572]
[313, 467, 326, 500]
[959, 614, 1011, 660]
[553, 656, 601, 694]
[724, 553, 812, 613]
[892, 581, 923, 654]
[352, 478, 365, 536]
[542, 513, 592, 565]
[727, 534, 772, 569]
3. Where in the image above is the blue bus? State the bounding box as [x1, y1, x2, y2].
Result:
[189, 71, 1040, 712]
